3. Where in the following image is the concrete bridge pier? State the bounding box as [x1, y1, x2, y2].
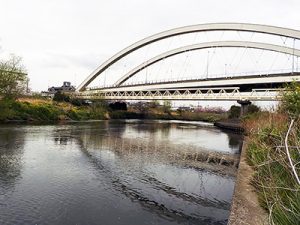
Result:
[237, 100, 251, 117]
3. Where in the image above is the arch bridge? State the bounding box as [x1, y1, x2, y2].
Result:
[75, 23, 300, 101]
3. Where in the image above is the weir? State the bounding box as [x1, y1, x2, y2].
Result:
[82, 135, 240, 176]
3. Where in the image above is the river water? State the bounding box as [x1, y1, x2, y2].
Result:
[0, 120, 243, 225]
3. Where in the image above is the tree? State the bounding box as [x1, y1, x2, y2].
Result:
[0, 55, 28, 99]
[53, 91, 70, 102]
[162, 100, 172, 113]
[149, 100, 160, 108]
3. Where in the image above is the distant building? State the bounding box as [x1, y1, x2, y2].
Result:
[48, 81, 76, 94]
[177, 106, 194, 112]
[41, 81, 75, 98]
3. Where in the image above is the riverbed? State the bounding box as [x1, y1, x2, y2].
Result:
[0, 120, 242, 225]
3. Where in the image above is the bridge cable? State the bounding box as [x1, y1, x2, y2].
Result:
[178, 33, 187, 80]
[233, 46, 248, 76]
[210, 47, 224, 78]
[247, 32, 261, 75]
[180, 51, 190, 80]
[247, 48, 262, 75]
[237, 31, 244, 41]
[192, 32, 199, 44]
[220, 48, 231, 77]
[228, 47, 241, 76]
[156, 37, 174, 83]
[267, 51, 280, 75]
[280, 36, 288, 45]
[292, 38, 295, 73]
[282, 52, 294, 73]
[190, 33, 199, 79]
[219, 31, 225, 41]
[203, 49, 210, 79]
[256, 49, 265, 75]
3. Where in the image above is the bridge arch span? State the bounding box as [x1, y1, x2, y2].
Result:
[115, 41, 300, 86]
[77, 23, 300, 91]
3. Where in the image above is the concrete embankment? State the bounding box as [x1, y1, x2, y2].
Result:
[228, 140, 268, 225]
[214, 119, 244, 132]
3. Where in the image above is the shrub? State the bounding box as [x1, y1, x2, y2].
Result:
[70, 98, 83, 106]
[228, 105, 240, 118]
[53, 91, 70, 102]
[281, 81, 300, 118]
[248, 104, 260, 114]
[109, 111, 143, 119]
[109, 102, 127, 111]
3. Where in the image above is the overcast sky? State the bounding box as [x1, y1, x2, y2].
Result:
[0, 0, 300, 92]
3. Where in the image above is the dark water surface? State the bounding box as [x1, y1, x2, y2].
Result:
[0, 120, 243, 225]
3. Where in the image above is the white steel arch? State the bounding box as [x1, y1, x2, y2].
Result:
[115, 41, 300, 86]
[77, 23, 300, 91]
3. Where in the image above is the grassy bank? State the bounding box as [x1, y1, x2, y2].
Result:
[243, 115, 300, 222]
[0, 98, 108, 122]
[0, 97, 226, 123]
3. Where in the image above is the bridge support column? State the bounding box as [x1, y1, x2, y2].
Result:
[237, 100, 251, 117]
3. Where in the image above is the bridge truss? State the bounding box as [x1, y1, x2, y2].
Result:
[76, 87, 283, 101]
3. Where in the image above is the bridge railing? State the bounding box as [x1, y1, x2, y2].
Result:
[87, 69, 297, 91]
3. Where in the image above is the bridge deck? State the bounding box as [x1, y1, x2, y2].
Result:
[76, 72, 298, 101]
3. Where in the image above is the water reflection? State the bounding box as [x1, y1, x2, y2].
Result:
[0, 126, 25, 188]
[121, 120, 241, 154]
[78, 143, 234, 224]
[226, 132, 244, 152]
[0, 121, 242, 225]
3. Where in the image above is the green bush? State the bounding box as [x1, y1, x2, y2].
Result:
[228, 105, 240, 118]
[281, 81, 300, 117]
[53, 91, 70, 102]
[248, 104, 260, 114]
[0, 100, 16, 121]
[110, 111, 144, 119]
[70, 98, 83, 106]
[0, 100, 63, 121]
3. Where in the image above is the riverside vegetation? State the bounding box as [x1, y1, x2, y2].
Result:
[0, 94, 227, 123]
[0, 96, 108, 122]
[243, 82, 300, 225]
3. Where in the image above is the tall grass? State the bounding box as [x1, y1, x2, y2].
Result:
[244, 104, 300, 223]
[0, 99, 107, 122]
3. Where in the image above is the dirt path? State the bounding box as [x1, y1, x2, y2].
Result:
[228, 140, 268, 225]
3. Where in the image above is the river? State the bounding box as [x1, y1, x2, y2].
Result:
[0, 120, 243, 225]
